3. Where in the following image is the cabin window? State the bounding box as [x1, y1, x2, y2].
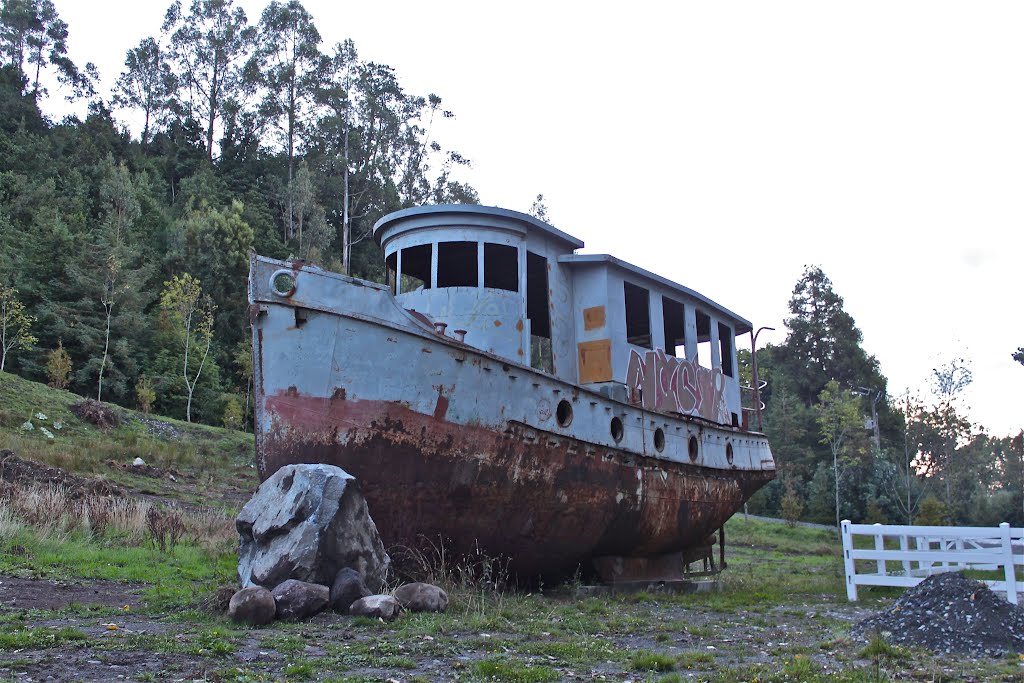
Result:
[623, 281, 651, 348]
[662, 296, 685, 357]
[527, 251, 552, 373]
[484, 243, 518, 292]
[399, 244, 431, 293]
[695, 309, 713, 369]
[718, 322, 734, 377]
[437, 241, 478, 287]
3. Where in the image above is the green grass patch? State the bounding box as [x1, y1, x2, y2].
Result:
[630, 650, 676, 672]
[471, 657, 559, 682]
[0, 625, 88, 649]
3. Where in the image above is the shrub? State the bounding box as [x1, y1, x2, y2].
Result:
[781, 478, 804, 527]
[221, 394, 242, 430]
[135, 377, 156, 415]
[45, 342, 72, 389]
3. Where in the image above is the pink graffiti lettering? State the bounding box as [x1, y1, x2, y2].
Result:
[625, 349, 728, 424]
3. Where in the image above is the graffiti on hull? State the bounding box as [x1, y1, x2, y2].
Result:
[625, 349, 729, 424]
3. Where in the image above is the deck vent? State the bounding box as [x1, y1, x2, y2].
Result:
[556, 400, 573, 427]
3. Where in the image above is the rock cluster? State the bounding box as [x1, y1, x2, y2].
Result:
[854, 571, 1024, 656]
[228, 463, 448, 626]
[236, 464, 390, 591]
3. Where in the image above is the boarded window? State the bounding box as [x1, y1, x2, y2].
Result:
[695, 309, 712, 369]
[527, 251, 552, 373]
[662, 296, 685, 357]
[484, 243, 518, 291]
[437, 241, 478, 287]
[624, 281, 651, 348]
[399, 244, 431, 292]
[718, 322, 734, 377]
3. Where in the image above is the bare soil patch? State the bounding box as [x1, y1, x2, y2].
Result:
[0, 451, 125, 498]
[0, 575, 145, 611]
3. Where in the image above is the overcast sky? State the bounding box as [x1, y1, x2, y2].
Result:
[52, 0, 1024, 435]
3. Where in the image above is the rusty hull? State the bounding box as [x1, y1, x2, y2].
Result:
[260, 391, 773, 580]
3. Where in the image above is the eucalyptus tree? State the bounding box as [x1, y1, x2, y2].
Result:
[112, 37, 175, 145]
[0, 0, 95, 99]
[162, 0, 255, 160]
[248, 0, 325, 242]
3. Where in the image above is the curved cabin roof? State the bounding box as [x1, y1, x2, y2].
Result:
[373, 204, 584, 251]
[558, 254, 753, 336]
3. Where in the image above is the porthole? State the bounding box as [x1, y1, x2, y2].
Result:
[688, 435, 699, 461]
[556, 400, 573, 427]
[726, 442, 734, 465]
[610, 417, 624, 443]
[654, 428, 665, 453]
[270, 269, 296, 297]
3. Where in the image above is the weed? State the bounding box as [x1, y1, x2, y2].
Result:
[630, 650, 676, 672]
[146, 505, 185, 552]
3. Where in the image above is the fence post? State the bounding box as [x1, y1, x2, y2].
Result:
[1001, 523, 1018, 605]
[900, 533, 910, 576]
[873, 523, 885, 576]
[842, 520, 857, 601]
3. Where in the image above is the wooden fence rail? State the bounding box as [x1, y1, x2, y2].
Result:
[841, 520, 1024, 604]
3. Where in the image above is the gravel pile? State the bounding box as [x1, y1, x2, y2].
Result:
[854, 571, 1024, 656]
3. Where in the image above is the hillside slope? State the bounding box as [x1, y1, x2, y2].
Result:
[0, 371, 257, 510]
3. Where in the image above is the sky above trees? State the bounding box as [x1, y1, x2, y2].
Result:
[37, 0, 1024, 434]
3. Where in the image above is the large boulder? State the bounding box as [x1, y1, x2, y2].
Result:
[227, 586, 276, 625]
[272, 579, 330, 621]
[394, 582, 449, 613]
[331, 567, 371, 613]
[237, 464, 390, 591]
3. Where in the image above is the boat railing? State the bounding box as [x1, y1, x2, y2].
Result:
[740, 380, 767, 431]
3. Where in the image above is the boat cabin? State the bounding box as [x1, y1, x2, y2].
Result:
[374, 205, 752, 428]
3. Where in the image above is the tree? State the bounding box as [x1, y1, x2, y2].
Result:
[0, 283, 35, 371]
[0, 0, 96, 99]
[112, 37, 175, 145]
[815, 379, 863, 529]
[248, 0, 324, 241]
[910, 358, 975, 518]
[160, 273, 214, 422]
[163, 0, 255, 160]
[1014, 348, 1023, 366]
[777, 266, 883, 405]
[45, 339, 70, 388]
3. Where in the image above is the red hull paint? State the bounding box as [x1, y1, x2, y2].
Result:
[260, 392, 773, 580]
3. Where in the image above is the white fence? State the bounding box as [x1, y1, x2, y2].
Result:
[841, 520, 1024, 604]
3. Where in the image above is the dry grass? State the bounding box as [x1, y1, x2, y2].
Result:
[0, 480, 235, 550]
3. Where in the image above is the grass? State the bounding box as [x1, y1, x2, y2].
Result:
[0, 372, 1018, 681]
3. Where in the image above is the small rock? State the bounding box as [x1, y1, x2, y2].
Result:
[132, 457, 146, 466]
[350, 594, 401, 621]
[272, 579, 329, 621]
[394, 582, 449, 613]
[228, 586, 276, 626]
[39, 427, 54, 440]
[20, 421, 33, 432]
[35, 412, 47, 421]
[330, 567, 370, 613]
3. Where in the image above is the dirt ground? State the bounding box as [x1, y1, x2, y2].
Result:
[0, 582, 883, 683]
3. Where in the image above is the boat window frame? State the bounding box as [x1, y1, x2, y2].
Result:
[623, 281, 652, 349]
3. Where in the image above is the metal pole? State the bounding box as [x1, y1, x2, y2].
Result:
[750, 326, 774, 432]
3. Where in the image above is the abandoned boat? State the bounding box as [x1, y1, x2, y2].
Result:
[249, 204, 775, 583]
